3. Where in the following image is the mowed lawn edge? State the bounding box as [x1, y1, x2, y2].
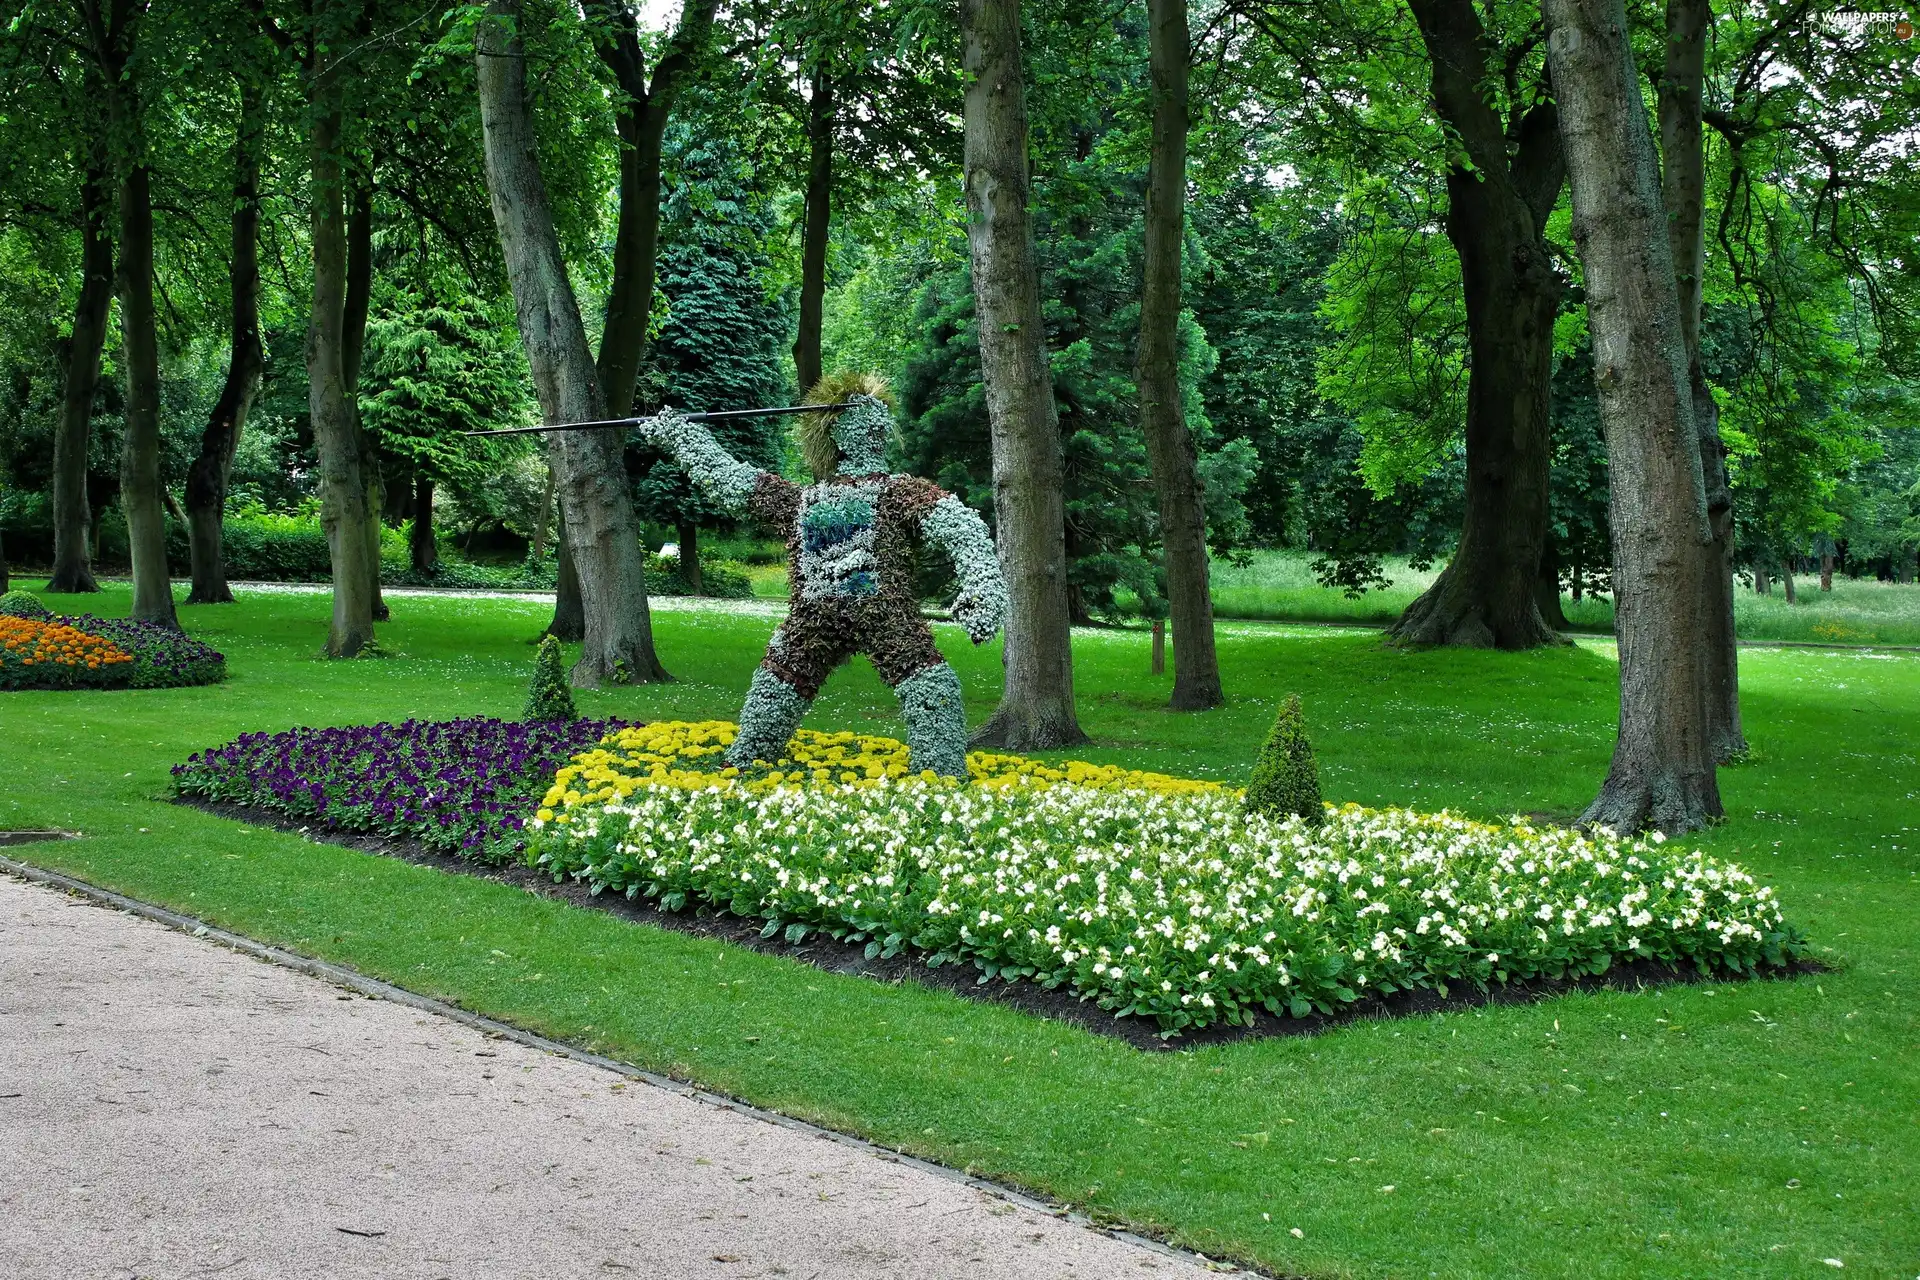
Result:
[1, 586, 1914, 1280]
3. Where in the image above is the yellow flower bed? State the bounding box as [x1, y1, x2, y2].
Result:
[537, 719, 1228, 822]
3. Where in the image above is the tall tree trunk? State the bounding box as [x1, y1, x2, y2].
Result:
[550, 503, 585, 640]
[961, 0, 1087, 749]
[308, 65, 378, 657]
[409, 474, 437, 574]
[792, 65, 834, 396]
[1394, 0, 1565, 649]
[48, 154, 113, 595]
[586, 0, 719, 417]
[1537, 540, 1570, 629]
[185, 78, 265, 606]
[477, 0, 667, 686]
[1820, 553, 1834, 591]
[1753, 561, 1769, 594]
[1547, 0, 1721, 834]
[1900, 550, 1916, 585]
[1782, 557, 1796, 603]
[1659, 0, 1744, 760]
[342, 175, 386, 621]
[1136, 0, 1221, 710]
[116, 160, 176, 628]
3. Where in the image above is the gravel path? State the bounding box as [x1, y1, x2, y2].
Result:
[0, 872, 1206, 1279]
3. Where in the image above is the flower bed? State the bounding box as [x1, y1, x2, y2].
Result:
[0, 610, 224, 692]
[530, 722, 1807, 1035]
[172, 716, 625, 860]
[0, 616, 135, 689]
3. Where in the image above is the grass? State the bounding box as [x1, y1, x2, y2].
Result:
[2, 585, 1915, 1279]
[1204, 549, 1920, 646]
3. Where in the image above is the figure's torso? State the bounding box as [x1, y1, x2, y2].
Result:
[796, 479, 885, 599]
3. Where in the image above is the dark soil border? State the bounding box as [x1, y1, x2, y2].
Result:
[173, 796, 1820, 1051]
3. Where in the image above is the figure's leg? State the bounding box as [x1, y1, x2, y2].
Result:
[728, 609, 846, 768]
[728, 665, 812, 768]
[864, 609, 967, 778]
[892, 661, 968, 778]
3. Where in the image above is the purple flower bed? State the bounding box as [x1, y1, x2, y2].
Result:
[61, 615, 226, 688]
[172, 717, 624, 862]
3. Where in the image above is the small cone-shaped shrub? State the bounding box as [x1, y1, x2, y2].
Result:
[0, 590, 49, 619]
[524, 634, 579, 722]
[1245, 693, 1323, 825]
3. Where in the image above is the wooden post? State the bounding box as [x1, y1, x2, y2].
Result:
[1151, 618, 1165, 675]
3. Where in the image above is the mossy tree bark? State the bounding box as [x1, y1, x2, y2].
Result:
[960, 0, 1087, 749]
[1136, 0, 1221, 710]
[1391, 0, 1567, 650]
[477, 0, 668, 686]
[48, 147, 113, 596]
[343, 176, 386, 622]
[1547, 0, 1722, 834]
[185, 77, 266, 606]
[1658, 0, 1744, 762]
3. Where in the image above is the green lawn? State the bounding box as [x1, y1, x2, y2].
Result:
[2, 585, 1915, 1279]
[1202, 549, 1920, 646]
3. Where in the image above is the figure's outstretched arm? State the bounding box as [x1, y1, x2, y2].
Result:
[633, 408, 765, 519]
[920, 494, 1007, 645]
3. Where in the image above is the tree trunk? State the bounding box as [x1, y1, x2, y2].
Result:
[1820, 553, 1834, 591]
[1135, 0, 1222, 711]
[308, 67, 378, 657]
[530, 464, 556, 561]
[116, 160, 177, 629]
[1547, 0, 1721, 834]
[1536, 539, 1570, 630]
[1393, 0, 1566, 650]
[48, 154, 113, 595]
[477, 0, 667, 686]
[410, 474, 438, 574]
[1753, 561, 1770, 595]
[550, 504, 585, 640]
[185, 78, 265, 606]
[343, 175, 386, 622]
[1900, 550, 1916, 585]
[792, 65, 834, 396]
[677, 518, 702, 595]
[1659, 0, 1743, 761]
[586, 0, 719, 417]
[960, 0, 1086, 749]
[1782, 557, 1796, 603]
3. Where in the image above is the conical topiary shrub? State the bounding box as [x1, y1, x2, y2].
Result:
[1245, 693, 1323, 825]
[524, 634, 579, 722]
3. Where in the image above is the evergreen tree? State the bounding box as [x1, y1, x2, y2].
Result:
[1245, 694, 1323, 825]
[524, 634, 579, 722]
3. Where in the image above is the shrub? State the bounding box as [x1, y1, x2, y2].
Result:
[0, 590, 50, 620]
[530, 722, 1807, 1035]
[524, 635, 578, 722]
[172, 716, 627, 861]
[644, 553, 754, 600]
[1246, 693, 1323, 825]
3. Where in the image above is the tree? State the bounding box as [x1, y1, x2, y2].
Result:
[78, 0, 177, 628]
[475, 0, 669, 686]
[1136, 0, 1221, 709]
[183, 74, 266, 605]
[960, 0, 1086, 749]
[47, 131, 112, 595]
[1381, 0, 1565, 650]
[1545, 0, 1720, 833]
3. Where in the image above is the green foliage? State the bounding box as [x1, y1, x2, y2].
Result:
[523, 635, 579, 723]
[1244, 694, 1323, 825]
[0, 590, 49, 619]
[644, 553, 753, 600]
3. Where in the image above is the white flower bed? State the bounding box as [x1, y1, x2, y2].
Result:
[529, 781, 1805, 1035]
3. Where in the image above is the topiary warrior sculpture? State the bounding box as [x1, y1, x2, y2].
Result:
[635, 373, 1006, 777]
